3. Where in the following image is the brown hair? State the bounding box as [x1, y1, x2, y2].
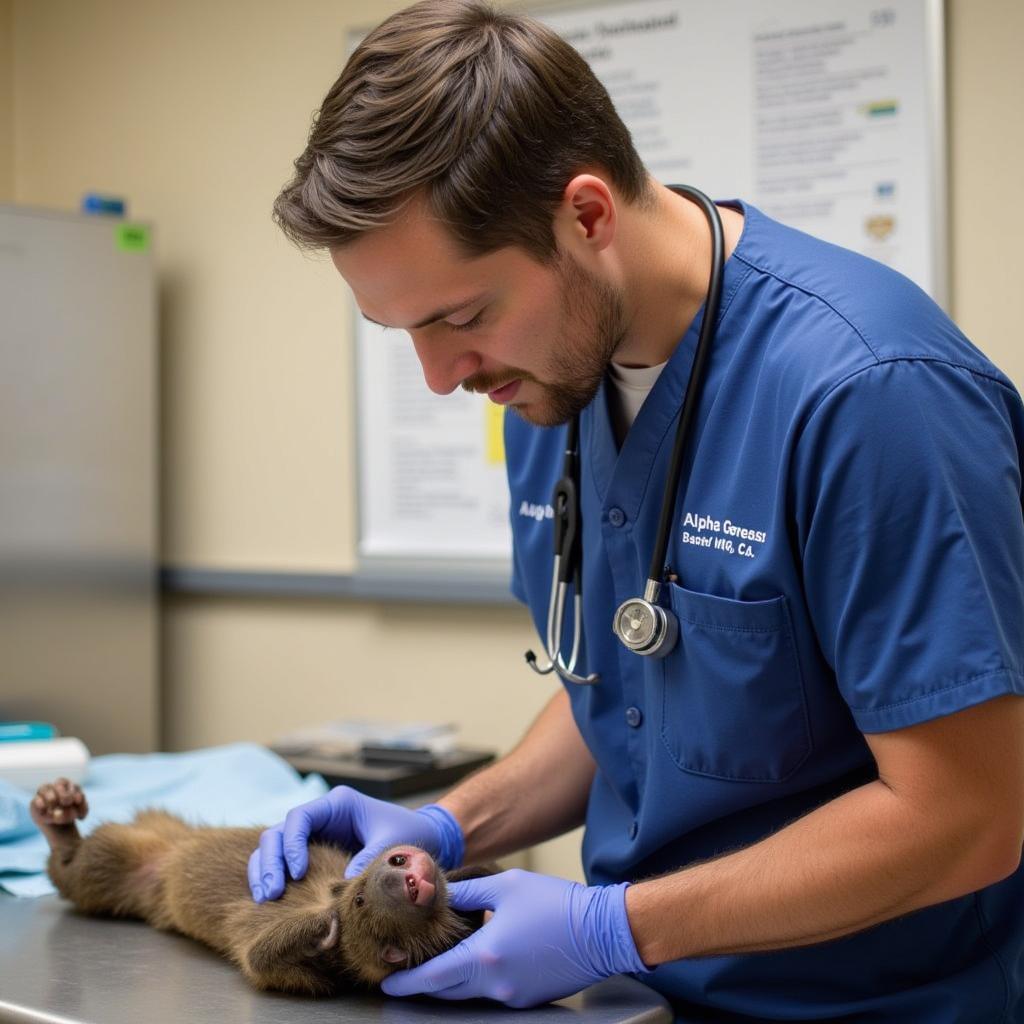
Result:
[273, 0, 652, 262]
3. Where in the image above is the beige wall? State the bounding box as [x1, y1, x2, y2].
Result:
[947, 0, 1024, 377]
[8, 0, 1024, 881]
[0, 0, 12, 201]
[11, 0, 366, 571]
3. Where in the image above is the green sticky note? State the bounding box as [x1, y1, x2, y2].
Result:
[116, 223, 150, 252]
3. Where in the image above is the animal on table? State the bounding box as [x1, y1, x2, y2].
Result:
[30, 777, 497, 995]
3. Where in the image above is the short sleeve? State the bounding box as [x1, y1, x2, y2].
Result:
[792, 358, 1024, 732]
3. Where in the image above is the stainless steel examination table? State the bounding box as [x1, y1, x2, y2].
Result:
[0, 895, 673, 1023]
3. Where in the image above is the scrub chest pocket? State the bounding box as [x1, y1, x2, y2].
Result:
[660, 584, 813, 782]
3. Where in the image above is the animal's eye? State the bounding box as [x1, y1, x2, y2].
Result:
[354, 892, 365, 907]
[388, 854, 407, 867]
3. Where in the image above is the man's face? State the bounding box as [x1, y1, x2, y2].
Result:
[330, 202, 626, 427]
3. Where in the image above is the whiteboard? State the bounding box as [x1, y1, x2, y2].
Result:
[353, 0, 946, 586]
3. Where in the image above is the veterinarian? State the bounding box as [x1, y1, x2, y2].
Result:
[250, 1, 1024, 1019]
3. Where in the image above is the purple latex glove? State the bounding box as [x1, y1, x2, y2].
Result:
[247, 786, 463, 902]
[381, 868, 648, 1008]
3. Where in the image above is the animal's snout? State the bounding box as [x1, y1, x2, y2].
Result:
[403, 869, 436, 907]
[380, 866, 437, 907]
[378, 849, 438, 908]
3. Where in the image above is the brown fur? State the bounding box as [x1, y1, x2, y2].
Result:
[31, 778, 495, 996]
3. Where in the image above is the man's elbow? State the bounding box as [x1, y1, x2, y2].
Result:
[955, 821, 1024, 895]
[989, 798, 1024, 883]
[987, 829, 1024, 885]
[982, 839, 1023, 888]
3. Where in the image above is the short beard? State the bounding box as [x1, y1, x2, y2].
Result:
[465, 255, 626, 428]
[537, 255, 627, 426]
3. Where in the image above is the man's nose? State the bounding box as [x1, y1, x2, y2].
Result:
[409, 331, 481, 396]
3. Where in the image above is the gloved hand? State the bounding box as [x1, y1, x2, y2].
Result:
[247, 786, 463, 902]
[381, 868, 648, 1007]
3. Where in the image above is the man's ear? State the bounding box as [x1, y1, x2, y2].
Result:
[556, 173, 617, 254]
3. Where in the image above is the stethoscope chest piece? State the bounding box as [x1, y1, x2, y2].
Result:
[612, 594, 678, 658]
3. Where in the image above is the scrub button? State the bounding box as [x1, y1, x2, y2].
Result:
[625, 706, 643, 728]
[628, 821, 638, 840]
[609, 507, 626, 527]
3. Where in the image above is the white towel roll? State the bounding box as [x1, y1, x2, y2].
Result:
[0, 737, 91, 791]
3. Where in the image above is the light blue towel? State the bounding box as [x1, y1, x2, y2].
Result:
[0, 742, 328, 897]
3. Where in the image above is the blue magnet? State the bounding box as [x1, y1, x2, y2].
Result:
[81, 193, 126, 216]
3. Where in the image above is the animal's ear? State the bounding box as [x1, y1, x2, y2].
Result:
[381, 945, 409, 965]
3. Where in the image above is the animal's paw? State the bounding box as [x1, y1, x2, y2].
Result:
[301, 910, 340, 956]
[31, 778, 88, 828]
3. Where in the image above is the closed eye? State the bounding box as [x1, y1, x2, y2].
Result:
[448, 310, 485, 333]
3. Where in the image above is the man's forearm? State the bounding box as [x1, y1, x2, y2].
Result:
[625, 775, 1018, 964]
[437, 689, 595, 862]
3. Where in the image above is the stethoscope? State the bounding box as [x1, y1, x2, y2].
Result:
[525, 185, 725, 685]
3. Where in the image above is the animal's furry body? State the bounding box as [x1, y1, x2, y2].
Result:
[31, 778, 493, 995]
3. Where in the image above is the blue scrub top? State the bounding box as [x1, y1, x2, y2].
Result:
[506, 201, 1024, 1022]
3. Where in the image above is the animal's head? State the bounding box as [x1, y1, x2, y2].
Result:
[332, 845, 476, 985]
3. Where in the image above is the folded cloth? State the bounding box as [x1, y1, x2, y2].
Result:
[0, 742, 328, 897]
[0, 782, 37, 843]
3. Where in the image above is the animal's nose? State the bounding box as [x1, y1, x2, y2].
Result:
[379, 865, 437, 908]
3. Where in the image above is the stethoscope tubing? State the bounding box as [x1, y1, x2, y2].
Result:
[526, 184, 725, 683]
[644, 185, 725, 588]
